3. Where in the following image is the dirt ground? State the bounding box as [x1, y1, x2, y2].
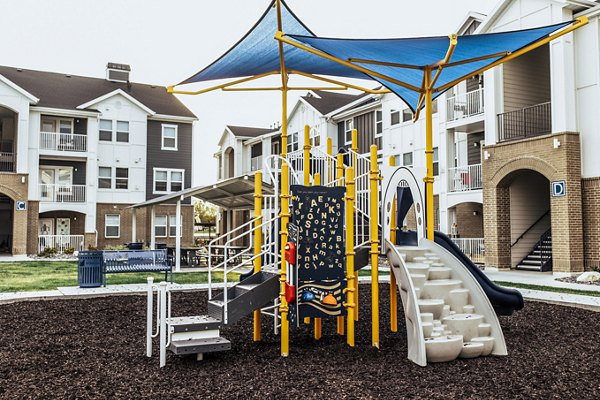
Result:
[1, 285, 599, 399]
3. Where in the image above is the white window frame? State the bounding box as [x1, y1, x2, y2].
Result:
[390, 110, 400, 126]
[344, 119, 353, 145]
[309, 127, 320, 147]
[98, 166, 112, 189]
[161, 124, 178, 150]
[402, 152, 413, 168]
[105, 214, 120, 238]
[154, 215, 168, 238]
[115, 167, 129, 189]
[153, 168, 185, 194]
[433, 147, 439, 177]
[169, 214, 183, 237]
[287, 131, 298, 153]
[116, 121, 130, 143]
[99, 119, 113, 142]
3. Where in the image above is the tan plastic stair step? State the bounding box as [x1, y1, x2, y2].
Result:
[167, 316, 221, 332]
[168, 337, 231, 355]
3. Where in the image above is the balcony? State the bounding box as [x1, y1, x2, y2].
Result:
[446, 88, 484, 122]
[40, 184, 87, 203]
[38, 234, 84, 254]
[498, 102, 551, 143]
[448, 164, 482, 192]
[0, 152, 15, 172]
[250, 156, 263, 172]
[40, 132, 87, 152]
[451, 237, 484, 264]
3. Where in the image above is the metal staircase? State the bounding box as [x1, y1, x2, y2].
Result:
[516, 229, 552, 272]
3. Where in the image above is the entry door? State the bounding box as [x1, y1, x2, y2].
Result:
[39, 218, 54, 236]
[40, 169, 55, 201]
[56, 218, 70, 235]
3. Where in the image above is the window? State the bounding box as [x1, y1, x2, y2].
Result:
[105, 214, 120, 238]
[154, 215, 167, 237]
[115, 168, 128, 189]
[433, 147, 439, 176]
[344, 119, 353, 143]
[393, 155, 401, 166]
[98, 167, 112, 189]
[162, 124, 178, 150]
[287, 132, 298, 153]
[99, 119, 112, 141]
[169, 215, 183, 237]
[153, 169, 185, 193]
[402, 109, 412, 122]
[402, 152, 413, 167]
[375, 110, 383, 134]
[116, 121, 129, 143]
[310, 128, 320, 147]
[390, 110, 400, 125]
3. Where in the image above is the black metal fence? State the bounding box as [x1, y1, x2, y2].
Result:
[498, 102, 551, 142]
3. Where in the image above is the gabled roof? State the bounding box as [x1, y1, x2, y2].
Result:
[0, 65, 197, 118]
[226, 125, 276, 138]
[301, 90, 367, 115]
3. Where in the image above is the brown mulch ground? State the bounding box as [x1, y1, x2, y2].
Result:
[1, 286, 599, 400]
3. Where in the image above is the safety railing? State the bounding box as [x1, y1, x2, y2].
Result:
[447, 164, 483, 192]
[446, 88, 484, 121]
[0, 152, 15, 172]
[348, 149, 372, 248]
[498, 102, 551, 142]
[38, 234, 84, 254]
[451, 237, 485, 264]
[250, 156, 262, 172]
[40, 131, 87, 152]
[40, 184, 87, 203]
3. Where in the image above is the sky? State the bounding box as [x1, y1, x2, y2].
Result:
[2, 0, 498, 186]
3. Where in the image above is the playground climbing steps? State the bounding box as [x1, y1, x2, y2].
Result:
[385, 238, 507, 365]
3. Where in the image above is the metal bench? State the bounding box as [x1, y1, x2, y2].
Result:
[102, 249, 172, 287]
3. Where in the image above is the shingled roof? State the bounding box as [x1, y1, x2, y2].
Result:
[0, 65, 196, 118]
[227, 125, 277, 138]
[301, 90, 368, 115]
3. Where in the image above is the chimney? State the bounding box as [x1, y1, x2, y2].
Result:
[106, 62, 131, 83]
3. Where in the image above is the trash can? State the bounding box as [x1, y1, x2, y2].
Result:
[78, 251, 103, 288]
[127, 242, 144, 250]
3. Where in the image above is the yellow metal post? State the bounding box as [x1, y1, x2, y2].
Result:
[424, 69, 434, 241]
[345, 166, 356, 347]
[303, 125, 311, 186]
[253, 171, 263, 341]
[351, 129, 358, 321]
[327, 138, 333, 183]
[313, 172, 322, 340]
[336, 153, 345, 336]
[369, 145, 380, 349]
[388, 156, 398, 333]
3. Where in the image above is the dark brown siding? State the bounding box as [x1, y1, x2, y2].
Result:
[146, 121, 192, 203]
[74, 118, 87, 135]
[467, 132, 484, 166]
[354, 111, 375, 154]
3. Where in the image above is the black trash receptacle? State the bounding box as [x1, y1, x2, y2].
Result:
[127, 242, 144, 250]
[155, 243, 167, 249]
[78, 251, 103, 288]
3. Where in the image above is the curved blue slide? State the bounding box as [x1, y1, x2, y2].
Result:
[433, 231, 524, 316]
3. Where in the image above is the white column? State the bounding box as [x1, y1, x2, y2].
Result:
[175, 199, 181, 272]
[550, 31, 577, 132]
[150, 206, 156, 249]
[483, 67, 502, 146]
[132, 209, 137, 243]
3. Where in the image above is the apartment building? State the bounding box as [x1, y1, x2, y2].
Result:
[0, 63, 197, 255]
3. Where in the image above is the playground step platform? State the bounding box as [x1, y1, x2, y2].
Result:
[167, 315, 221, 333]
[169, 336, 231, 356]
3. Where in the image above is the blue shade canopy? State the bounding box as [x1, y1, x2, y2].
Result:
[179, 0, 366, 85]
[286, 21, 572, 112]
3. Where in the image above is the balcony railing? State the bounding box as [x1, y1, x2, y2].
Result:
[40, 132, 87, 152]
[0, 152, 15, 172]
[250, 156, 263, 172]
[451, 237, 484, 264]
[448, 164, 482, 192]
[38, 234, 84, 254]
[40, 184, 87, 203]
[498, 102, 551, 142]
[446, 88, 484, 122]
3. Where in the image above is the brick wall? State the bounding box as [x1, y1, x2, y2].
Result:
[582, 177, 600, 270]
[0, 173, 28, 255]
[482, 132, 583, 273]
[26, 201, 39, 255]
[454, 202, 484, 238]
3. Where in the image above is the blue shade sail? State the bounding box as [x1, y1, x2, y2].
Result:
[179, 0, 367, 85]
[287, 21, 571, 112]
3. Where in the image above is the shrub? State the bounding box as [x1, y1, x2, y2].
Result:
[103, 244, 127, 251]
[64, 247, 75, 255]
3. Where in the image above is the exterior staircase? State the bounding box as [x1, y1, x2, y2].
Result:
[516, 229, 552, 272]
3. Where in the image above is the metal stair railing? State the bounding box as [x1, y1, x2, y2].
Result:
[537, 228, 552, 269]
[511, 210, 550, 248]
[348, 149, 372, 248]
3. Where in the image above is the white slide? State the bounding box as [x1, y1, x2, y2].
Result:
[385, 238, 507, 366]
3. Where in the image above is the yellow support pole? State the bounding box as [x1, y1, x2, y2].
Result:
[303, 125, 311, 186]
[344, 166, 356, 347]
[313, 172, 322, 340]
[388, 156, 398, 333]
[351, 129, 358, 321]
[424, 69, 434, 241]
[253, 171, 263, 342]
[369, 145, 380, 349]
[327, 138, 333, 184]
[336, 152, 345, 336]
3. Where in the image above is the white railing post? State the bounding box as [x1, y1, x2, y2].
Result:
[146, 277, 154, 357]
[39, 132, 87, 152]
[159, 281, 167, 368]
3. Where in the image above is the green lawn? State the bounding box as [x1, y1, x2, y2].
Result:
[493, 280, 600, 298]
[0, 261, 238, 292]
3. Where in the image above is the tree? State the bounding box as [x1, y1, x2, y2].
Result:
[194, 199, 217, 224]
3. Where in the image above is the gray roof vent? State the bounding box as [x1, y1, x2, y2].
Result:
[106, 62, 131, 83]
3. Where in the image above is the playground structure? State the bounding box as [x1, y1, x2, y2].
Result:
[146, 127, 523, 367]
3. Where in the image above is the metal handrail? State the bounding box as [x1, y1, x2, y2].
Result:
[538, 229, 552, 268]
[511, 210, 550, 247]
